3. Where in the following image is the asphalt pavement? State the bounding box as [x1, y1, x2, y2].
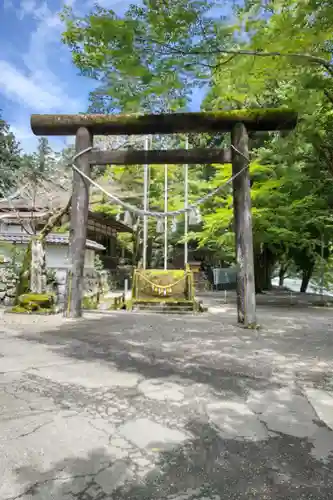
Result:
[1, 302, 333, 499]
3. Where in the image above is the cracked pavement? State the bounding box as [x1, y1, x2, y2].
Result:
[1, 300, 333, 499]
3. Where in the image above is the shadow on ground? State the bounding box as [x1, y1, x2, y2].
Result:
[11, 418, 333, 500]
[15, 307, 333, 395]
[15, 315, 278, 398]
[5, 306, 333, 498]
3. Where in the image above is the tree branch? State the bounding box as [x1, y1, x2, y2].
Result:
[213, 49, 333, 76]
[38, 196, 72, 241]
[0, 185, 35, 236]
[150, 38, 333, 76]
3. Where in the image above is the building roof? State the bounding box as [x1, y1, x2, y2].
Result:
[0, 160, 136, 234]
[88, 210, 131, 233]
[0, 211, 49, 220]
[0, 200, 45, 211]
[0, 206, 132, 233]
[0, 233, 105, 251]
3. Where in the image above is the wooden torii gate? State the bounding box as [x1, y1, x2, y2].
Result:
[30, 109, 297, 326]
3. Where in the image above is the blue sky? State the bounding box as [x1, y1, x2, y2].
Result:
[0, 0, 227, 154]
[0, 0, 139, 152]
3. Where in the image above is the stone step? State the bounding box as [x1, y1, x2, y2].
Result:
[133, 306, 196, 315]
[134, 304, 194, 311]
[132, 300, 196, 314]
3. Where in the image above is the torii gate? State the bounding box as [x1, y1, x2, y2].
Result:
[30, 109, 297, 326]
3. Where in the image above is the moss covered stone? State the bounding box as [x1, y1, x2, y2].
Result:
[10, 305, 54, 315]
[14, 293, 55, 314]
[10, 306, 28, 314]
[82, 295, 99, 310]
[19, 293, 54, 307]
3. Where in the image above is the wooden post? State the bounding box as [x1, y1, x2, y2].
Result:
[64, 127, 92, 318]
[231, 123, 256, 327]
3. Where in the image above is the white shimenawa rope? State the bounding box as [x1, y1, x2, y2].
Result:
[69, 145, 249, 218]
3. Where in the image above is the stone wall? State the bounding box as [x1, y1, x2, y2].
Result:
[0, 262, 111, 309]
[0, 265, 19, 306]
[55, 268, 110, 307]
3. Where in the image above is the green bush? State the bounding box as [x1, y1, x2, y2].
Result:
[82, 295, 98, 309]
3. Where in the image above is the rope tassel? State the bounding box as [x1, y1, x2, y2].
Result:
[195, 207, 202, 223]
[124, 211, 133, 226]
[156, 218, 164, 233]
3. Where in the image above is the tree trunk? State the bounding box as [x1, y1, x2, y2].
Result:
[300, 263, 314, 293]
[30, 239, 46, 294]
[279, 264, 287, 287]
[15, 242, 32, 302]
[147, 238, 153, 268]
[16, 198, 72, 300]
[262, 247, 274, 291]
[254, 249, 265, 293]
[254, 245, 275, 293]
[132, 223, 141, 266]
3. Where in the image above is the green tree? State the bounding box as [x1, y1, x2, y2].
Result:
[60, 0, 333, 293]
[60, 0, 234, 112]
[186, 0, 333, 292]
[199, 76, 333, 292]
[0, 112, 22, 197]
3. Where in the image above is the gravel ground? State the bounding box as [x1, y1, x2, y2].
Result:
[1, 298, 333, 499]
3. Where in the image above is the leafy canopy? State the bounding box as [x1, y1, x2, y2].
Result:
[60, 0, 233, 112]
[0, 112, 22, 197]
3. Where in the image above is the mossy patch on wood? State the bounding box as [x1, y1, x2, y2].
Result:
[31, 108, 297, 136]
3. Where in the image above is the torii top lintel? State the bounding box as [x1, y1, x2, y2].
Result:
[30, 109, 297, 136]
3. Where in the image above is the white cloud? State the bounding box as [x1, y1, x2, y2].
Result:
[85, 0, 139, 12]
[16, 0, 54, 21]
[8, 119, 40, 153]
[0, 0, 88, 152]
[10, 124, 34, 141]
[10, 118, 72, 153]
[0, 60, 72, 111]
[23, 11, 66, 95]
[3, 0, 14, 10]
[0, 1, 83, 114]
[17, 0, 38, 19]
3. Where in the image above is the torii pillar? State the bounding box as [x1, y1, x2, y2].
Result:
[65, 127, 93, 318]
[231, 123, 256, 327]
